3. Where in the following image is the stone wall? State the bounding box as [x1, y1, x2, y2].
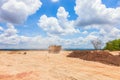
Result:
[48, 45, 61, 53]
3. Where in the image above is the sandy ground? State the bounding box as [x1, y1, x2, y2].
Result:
[0, 50, 120, 80]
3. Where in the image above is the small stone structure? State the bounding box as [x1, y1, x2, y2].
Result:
[48, 45, 61, 53]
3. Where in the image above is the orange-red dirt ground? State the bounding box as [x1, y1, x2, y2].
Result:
[0, 50, 120, 80]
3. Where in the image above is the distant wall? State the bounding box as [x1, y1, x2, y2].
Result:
[48, 45, 61, 53]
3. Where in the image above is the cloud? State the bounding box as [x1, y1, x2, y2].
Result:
[0, 23, 109, 49]
[74, 0, 120, 27]
[0, 0, 120, 49]
[0, 23, 90, 49]
[99, 26, 120, 41]
[38, 7, 79, 36]
[0, 23, 20, 44]
[51, 0, 59, 3]
[0, 0, 42, 24]
[0, 23, 55, 48]
[37, 0, 120, 48]
[73, 0, 120, 45]
[0, 26, 4, 31]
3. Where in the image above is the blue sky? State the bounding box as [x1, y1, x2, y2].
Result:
[0, 0, 120, 49]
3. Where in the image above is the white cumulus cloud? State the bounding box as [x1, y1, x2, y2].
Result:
[51, 0, 59, 3]
[0, 0, 42, 24]
[38, 7, 79, 36]
[0, 0, 120, 49]
[74, 0, 120, 44]
[74, 0, 120, 26]
[0, 23, 20, 44]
